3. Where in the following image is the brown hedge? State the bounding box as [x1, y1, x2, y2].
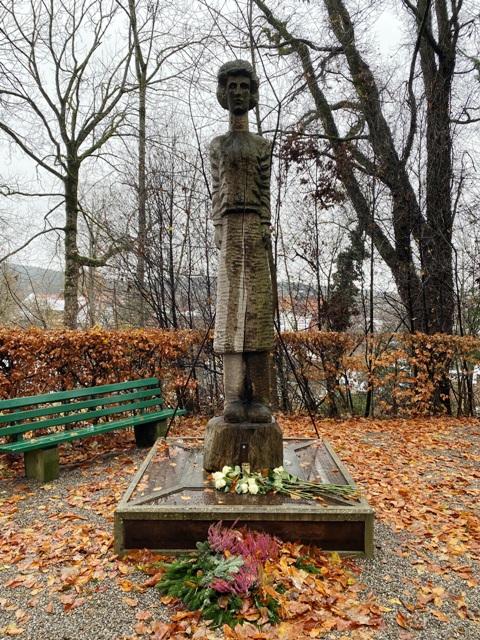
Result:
[0, 327, 204, 404]
[0, 328, 479, 416]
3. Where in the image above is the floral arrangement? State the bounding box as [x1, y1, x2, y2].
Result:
[211, 465, 359, 501]
[155, 522, 282, 628]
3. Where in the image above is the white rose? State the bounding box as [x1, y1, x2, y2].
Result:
[212, 471, 225, 481]
[248, 482, 259, 495]
[214, 478, 227, 489]
[239, 482, 249, 493]
[222, 465, 232, 475]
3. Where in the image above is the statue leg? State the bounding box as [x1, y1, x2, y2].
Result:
[223, 353, 247, 423]
[245, 351, 272, 423]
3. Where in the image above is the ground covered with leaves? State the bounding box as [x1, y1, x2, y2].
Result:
[0, 415, 479, 639]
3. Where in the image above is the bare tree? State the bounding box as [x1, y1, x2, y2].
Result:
[119, 0, 203, 326]
[135, 131, 215, 329]
[251, 0, 478, 341]
[0, 0, 135, 327]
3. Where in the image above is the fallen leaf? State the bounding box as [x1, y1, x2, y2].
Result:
[4, 623, 25, 636]
[150, 620, 173, 639]
[430, 610, 450, 622]
[135, 610, 152, 621]
[134, 621, 151, 634]
[118, 579, 133, 592]
[395, 611, 410, 629]
[122, 597, 138, 608]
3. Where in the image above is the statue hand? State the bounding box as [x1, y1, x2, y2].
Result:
[214, 225, 223, 249]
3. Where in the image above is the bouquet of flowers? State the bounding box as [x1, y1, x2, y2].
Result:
[155, 522, 281, 628]
[211, 465, 359, 502]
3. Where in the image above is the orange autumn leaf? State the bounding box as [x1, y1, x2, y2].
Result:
[286, 600, 311, 616]
[431, 610, 450, 622]
[122, 597, 138, 608]
[395, 611, 411, 629]
[135, 610, 153, 621]
[133, 621, 151, 635]
[170, 610, 197, 622]
[118, 579, 133, 592]
[150, 620, 174, 639]
[4, 624, 25, 637]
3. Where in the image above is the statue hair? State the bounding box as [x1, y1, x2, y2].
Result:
[216, 60, 259, 111]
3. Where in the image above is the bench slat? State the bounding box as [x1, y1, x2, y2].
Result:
[0, 386, 163, 426]
[0, 378, 160, 411]
[0, 397, 166, 437]
[0, 377, 187, 482]
[0, 409, 186, 454]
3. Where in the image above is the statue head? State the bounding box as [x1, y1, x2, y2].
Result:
[216, 60, 259, 112]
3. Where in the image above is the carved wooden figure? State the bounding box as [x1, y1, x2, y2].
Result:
[204, 60, 283, 470]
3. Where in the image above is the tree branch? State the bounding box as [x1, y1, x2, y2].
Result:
[402, 0, 433, 163]
[0, 227, 64, 264]
[76, 242, 132, 268]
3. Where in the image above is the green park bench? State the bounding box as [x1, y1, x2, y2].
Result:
[0, 377, 185, 482]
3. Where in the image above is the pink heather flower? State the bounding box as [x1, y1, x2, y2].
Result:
[208, 522, 280, 563]
[210, 555, 259, 596]
[206, 523, 280, 597]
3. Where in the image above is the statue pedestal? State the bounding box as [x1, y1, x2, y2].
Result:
[203, 416, 283, 471]
[114, 437, 375, 557]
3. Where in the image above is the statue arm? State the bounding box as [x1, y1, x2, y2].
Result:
[210, 142, 222, 225]
[210, 141, 223, 249]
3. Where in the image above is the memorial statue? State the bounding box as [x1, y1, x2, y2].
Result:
[203, 60, 282, 471]
[210, 59, 274, 424]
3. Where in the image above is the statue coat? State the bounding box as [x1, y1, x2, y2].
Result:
[210, 130, 274, 353]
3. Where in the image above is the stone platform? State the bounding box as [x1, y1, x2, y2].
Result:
[114, 438, 374, 557]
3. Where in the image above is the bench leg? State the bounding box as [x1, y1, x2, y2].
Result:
[24, 446, 60, 482]
[134, 421, 167, 448]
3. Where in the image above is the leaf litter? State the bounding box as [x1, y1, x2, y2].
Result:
[0, 416, 479, 638]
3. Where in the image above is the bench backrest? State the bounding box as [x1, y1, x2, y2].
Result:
[0, 378, 163, 438]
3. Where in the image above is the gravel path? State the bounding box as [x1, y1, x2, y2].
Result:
[0, 420, 479, 639]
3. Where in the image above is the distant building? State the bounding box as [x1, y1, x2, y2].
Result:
[24, 293, 89, 326]
[277, 296, 318, 331]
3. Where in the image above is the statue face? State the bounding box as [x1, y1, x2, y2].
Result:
[226, 74, 251, 114]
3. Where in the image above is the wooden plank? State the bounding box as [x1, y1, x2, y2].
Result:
[122, 518, 367, 553]
[0, 409, 186, 454]
[0, 397, 164, 437]
[0, 378, 159, 410]
[0, 387, 163, 425]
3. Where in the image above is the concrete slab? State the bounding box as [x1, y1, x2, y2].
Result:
[114, 438, 374, 557]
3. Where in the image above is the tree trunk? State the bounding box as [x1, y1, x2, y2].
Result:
[63, 165, 80, 329]
[168, 187, 178, 329]
[128, 0, 148, 328]
[135, 74, 148, 327]
[417, 0, 455, 335]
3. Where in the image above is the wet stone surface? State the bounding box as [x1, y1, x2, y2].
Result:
[126, 438, 352, 508]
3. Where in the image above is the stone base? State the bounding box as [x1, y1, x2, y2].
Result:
[134, 420, 167, 448]
[203, 417, 283, 471]
[114, 437, 375, 557]
[24, 446, 59, 482]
